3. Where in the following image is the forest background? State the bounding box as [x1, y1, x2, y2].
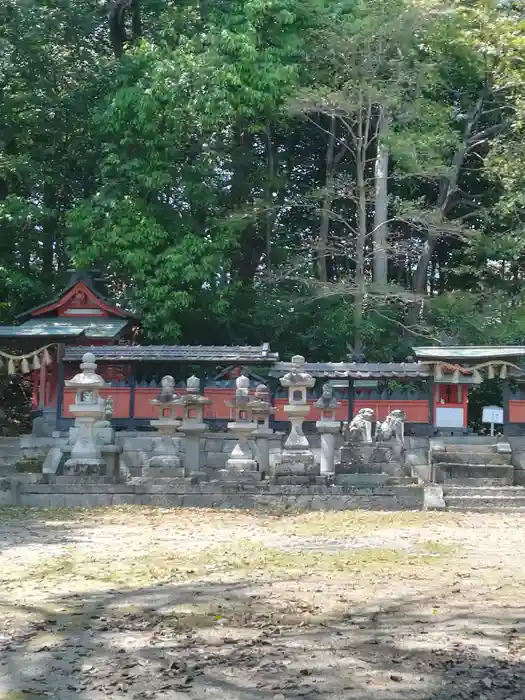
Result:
[1, 0, 525, 363]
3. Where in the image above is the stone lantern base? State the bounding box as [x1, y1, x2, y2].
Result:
[270, 449, 319, 481]
[224, 422, 261, 479]
[145, 420, 184, 477]
[144, 455, 185, 478]
[63, 457, 107, 477]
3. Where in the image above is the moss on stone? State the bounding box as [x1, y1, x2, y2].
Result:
[15, 458, 43, 473]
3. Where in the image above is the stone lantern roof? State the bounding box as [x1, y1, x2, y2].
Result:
[65, 352, 106, 389]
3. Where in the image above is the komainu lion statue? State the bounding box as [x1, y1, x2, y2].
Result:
[343, 407, 375, 443]
[376, 409, 407, 444]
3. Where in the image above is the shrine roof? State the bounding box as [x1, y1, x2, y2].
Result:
[269, 362, 429, 379]
[413, 346, 525, 361]
[63, 343, 278, 363]
[0, 319, 128, 339]
[16, 278, 137, 321]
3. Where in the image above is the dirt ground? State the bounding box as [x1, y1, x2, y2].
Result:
[1, 507, 525, 699]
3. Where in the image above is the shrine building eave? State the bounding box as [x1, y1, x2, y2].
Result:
[412, 346, 525, 362]
[269, 362, 429, 379]
[16, 279, 137, 321]
[63, 343, 279, 364]
[0, 319, 128, 339]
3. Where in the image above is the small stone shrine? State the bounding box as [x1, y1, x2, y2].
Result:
[271, 355, 318, 480]
[224, 375, 260, 479]
[146, 375, 183, 477]
[315, 382, 341, 476]
[174, 376, 211, 475]
[63, 352, 107, 476]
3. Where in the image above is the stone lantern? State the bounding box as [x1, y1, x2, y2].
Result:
[281, 355, 315, 448]
[250, 383, 275, 474]
[146, 375, 183, 476]
[64, 352, 107, 475]
[315, 382, 341, 475]
[272, 355, 317, 478]
[225, 375, 259, 477]
[174, 376, 211, 475]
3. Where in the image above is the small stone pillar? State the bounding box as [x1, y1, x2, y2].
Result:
[272, 355, 317, 479]
[250, 383, 275, 475]
[174, 376, 211, 475]
[64, 352, 107, 476]
[225, 376, 259, 477]
[315, 382, 341, 476]
[147, 375, 183, 476]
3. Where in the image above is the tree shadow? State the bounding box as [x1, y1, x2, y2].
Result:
[0, 578, 524, 699]
[0, 506, 103, 555]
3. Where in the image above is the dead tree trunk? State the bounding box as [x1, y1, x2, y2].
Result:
[373, 108, 389, 287]
[317, 115, 337, 283]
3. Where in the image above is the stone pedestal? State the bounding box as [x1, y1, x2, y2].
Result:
[226, 423, 259, 472]
[316, 420, 340, 475]
[224, 376, 260, 479]
[146, 376, 183, 477]
[338, 442, 405, 478]
[284, 402, 312, 451]
[315, 382, 341, 476]
[280, 403, 316, 476]
[146, 418, 183, 477]
[252, 426, 274, 474]
[181, 422, 207, 476]
[272, 356, 318, 480]
[174, 376, 211, 477]
[250, 383, 275, 476]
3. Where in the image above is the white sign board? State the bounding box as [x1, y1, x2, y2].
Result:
[435, 407, 464, 428]
[482, 406, 504, 425]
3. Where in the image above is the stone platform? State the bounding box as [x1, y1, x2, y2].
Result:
[0, 474, 426, 511]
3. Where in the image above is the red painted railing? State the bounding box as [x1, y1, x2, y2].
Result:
[60, 386, 429, 424]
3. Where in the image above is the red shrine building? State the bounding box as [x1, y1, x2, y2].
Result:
[1, 270, 525, 437]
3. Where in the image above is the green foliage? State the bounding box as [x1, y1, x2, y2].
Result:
[0, 374, 32, 436]
[1, 0, 525, 358]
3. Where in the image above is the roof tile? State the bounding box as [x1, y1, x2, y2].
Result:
[269, 362, 429, 379]
[63, 344, 279, 363]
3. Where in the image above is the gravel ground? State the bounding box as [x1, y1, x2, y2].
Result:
[1, 506, 525, 700]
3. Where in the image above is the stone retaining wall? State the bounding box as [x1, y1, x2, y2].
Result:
[18, 432, 286, 477]
[8, 433, 432, 482]
[0, 475, 426, 511]
[0, 438, 21, 473]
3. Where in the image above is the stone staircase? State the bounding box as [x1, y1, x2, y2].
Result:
[443, 485, 525, 512]
[431, 439, 525, 511]
[432, 441, 513, 486]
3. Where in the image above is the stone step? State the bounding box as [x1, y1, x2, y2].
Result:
[435, 443, 500, 454]
[336, 462, 398, 475]
[432, 452, 511, 465]
[443, 486, 525, 497]
[144, 467, 186, 478]
[435, 463, 514, 479]
[447, 505, 525, 512]
[432, 436, 496, 445]
[216, 469, 263, 482]
[335, 474, 417, 487]
[446, 496, 525, 509]
[442, 477, 513, 487]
